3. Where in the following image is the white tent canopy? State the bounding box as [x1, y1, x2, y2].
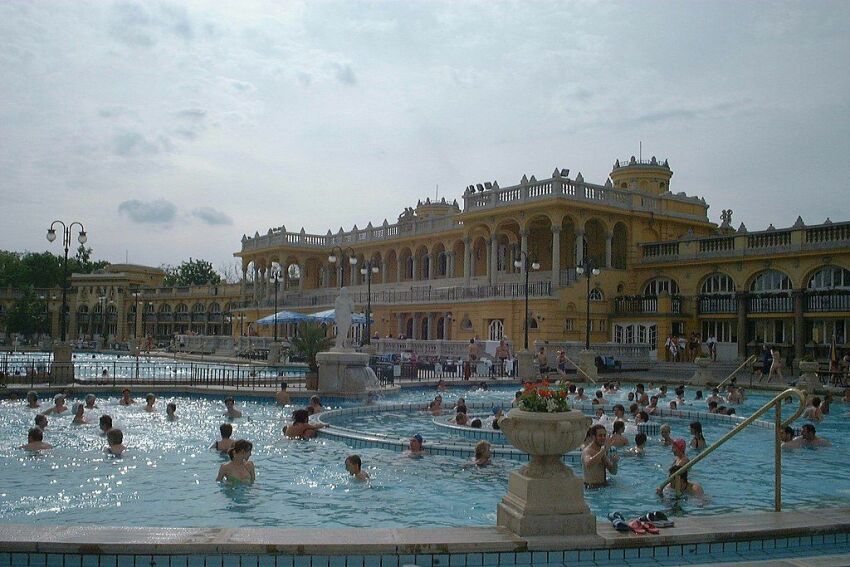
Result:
[254, 310, 311, 326]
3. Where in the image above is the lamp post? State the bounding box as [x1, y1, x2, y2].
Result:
[359, 260, 380, 345]
[514, 251, 540, 351]
[269, 266, 282, 342]
[46, 221, 87, 342]
[328, 246, 357, 288]
[575, 258, 601, 351]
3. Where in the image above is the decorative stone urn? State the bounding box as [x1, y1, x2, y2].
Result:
[797, 360, 821, 393]
[496, 408, 596, 536]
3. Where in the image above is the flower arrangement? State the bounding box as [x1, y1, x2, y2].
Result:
[517, 380, 571, 413]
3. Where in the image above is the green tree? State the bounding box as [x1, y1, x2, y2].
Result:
[5, 286, 49, 339]
[71, 245, 110, 274]
[0, 250, 25, 287]
[290, 322, 331, 377]
[162, 258, 222, 286]
[20, 252, 64, 288]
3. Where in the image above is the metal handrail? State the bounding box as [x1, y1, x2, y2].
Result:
[561, 353, 597, 384]
[657, 387, 807, 511]
[716, 355, 757, 388]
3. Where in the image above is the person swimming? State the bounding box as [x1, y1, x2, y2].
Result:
[119, 389, 135, 406]
[42, 394, 68, 415]
[689, 421, 706, 450]
[216, 439, 255, 483]
[307, 396, 323, 414]
[657, 465, 704, 498]
[660, 424, 673, 446]
[275, 383, 290, 406]
[26, 391, 40, 409]
[20, 427, 52, 451]
[345, 454, 370, 480]
[98, 414, 113, 436]
[71, 403, 88, 425]
[473, 440, 492, 466]
[105, 428, 126, 456]
[35, 414, 48, 430]
[212, 423, 235, 453]
[144, 393, 156, 413]
[283, 409, 325, 439]
[224, 397, 243, 419]
[84, 394, 98, 409]
[166, 402, 178, 421]
[407, 434, 426, 457]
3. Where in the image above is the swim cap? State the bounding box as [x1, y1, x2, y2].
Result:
[85, 394, 95, 401]
[412, 434, 424, 444]
[54, 394, 64, 402]
[672, 438, 686, 452]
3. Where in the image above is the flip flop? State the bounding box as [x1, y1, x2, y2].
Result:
[607, 511, 625, 523]
[611, 518, 630, 532]
[627, 519, 646, 534]
[640, 521, 660, 535]
[639, 513, 674, 528]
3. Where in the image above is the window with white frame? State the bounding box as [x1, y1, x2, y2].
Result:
[701, 320, 737, 343]
[701, 273, 736, 294]
[750, 270, 792, 293]
[589, 287, 604, 301]
[808, 266, 850, 290]
[614, 322, 657, 345]
[643, 277, 679, 296]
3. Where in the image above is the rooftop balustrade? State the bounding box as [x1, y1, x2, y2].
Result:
[639, 220, 850, 263]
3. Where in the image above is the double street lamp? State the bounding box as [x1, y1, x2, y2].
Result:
[359, 260, 380, 345]
[269, 266, 283, 342]
[328, 246, 357, 288]
[514, 251, 540, 351]
[46, 221, 87, 342]
[576, 258, 602, 350]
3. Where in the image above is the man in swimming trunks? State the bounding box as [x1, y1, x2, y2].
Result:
[581, 424, 619, 488]
[608, 421, 629, 447]
[802, 397, 824, 422]
[20, 427, 52, 451]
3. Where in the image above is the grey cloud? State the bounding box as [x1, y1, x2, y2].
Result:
[112, 131, 159, 157]
[176, 108, 206, 120]
[192, 207, 232, 226]
[108, 1, 194, 48]
[333, 63, 357, 86]
[98, 106, 131, 119]
[118, 199, 177, 224]
[230, 80, 254, 92]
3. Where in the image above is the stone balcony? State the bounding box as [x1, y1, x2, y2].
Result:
[640, 220, 850, 264]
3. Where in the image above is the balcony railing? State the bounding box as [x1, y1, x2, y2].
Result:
[748, 294, 793, 313]
[805, 289, 850, 312]
[698, 294, 737, 314]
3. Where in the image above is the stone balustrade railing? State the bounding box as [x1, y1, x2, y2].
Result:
[533, 340, 653, 362]
[640, 220, 850, 263]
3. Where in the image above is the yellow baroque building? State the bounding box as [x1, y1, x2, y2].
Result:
[4, 156, 847, 362]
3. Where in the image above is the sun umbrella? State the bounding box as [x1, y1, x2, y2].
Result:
[254, 310, 310, 326]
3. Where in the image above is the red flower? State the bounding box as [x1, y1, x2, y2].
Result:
[540, 389, 551, 398]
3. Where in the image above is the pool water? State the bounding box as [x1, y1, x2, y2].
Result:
[0, 385, 847, 529]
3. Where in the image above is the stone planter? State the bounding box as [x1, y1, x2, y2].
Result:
[496, 408, 595, 536]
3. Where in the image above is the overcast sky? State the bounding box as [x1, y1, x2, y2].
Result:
[2, 0, 849, 272]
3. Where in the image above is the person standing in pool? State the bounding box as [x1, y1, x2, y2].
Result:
[275, 383, 290, 406]
[20, 427, 52, 451]
[26, 391, 40, 409]
[166, 402, 178, 421]
[216, 440, 255, 483]
[71, 403, 88, 425]
[581, 425, 619, 488]
[284, 409, 325, 439]
[144, 393, 157, 413]
[224, 397, 242, 419]
[84, 394, 98, 409]
[345, 454, 370, 480]
[42, 394, 68, 415]
[119, 389, 135, 405]
[671, 438, 689, 467]
[105, 429, 126, 456]
[35, 414, 48, 431]
[657, 465, 704, 498]
[473, 440, 492, 466]
[407, 434, 426, 457]
[784, 424, 831, 448]
[212, 423, 235, 453]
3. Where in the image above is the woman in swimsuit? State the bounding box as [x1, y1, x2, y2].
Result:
[283, 409, 325, 439]
[212, 423, 235, 453]
[216, 439, 255, 484]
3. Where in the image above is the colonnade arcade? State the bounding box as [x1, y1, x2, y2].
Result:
[242, 215, 630, 304]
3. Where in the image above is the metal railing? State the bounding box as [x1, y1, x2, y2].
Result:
[657, 387, 806, 511]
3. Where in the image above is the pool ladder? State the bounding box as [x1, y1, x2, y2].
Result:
[657, 387, 807, 511]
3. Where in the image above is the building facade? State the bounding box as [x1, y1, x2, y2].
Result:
[3, 156, 847, 361]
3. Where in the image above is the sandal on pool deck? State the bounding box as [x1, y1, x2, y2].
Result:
[640, 521, 660, 535]
[640, 512, 674, 528]
[607, 511, 625, 523]
[627, 519, 646, 534]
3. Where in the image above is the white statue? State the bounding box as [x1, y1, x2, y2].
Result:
[334, 287, 355, 351]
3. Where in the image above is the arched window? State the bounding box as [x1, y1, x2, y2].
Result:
[175, 304, 189, 313]
[643, 277, 679, 296]
[488, 319, 504, 341]
[159, 304, 172, 313]
[589, 288, 605, 301]
[209, 302, 221, 313]
[701, 273, 736, 294]
[808, 266, 850, 290]
[750, 270, 792, 293]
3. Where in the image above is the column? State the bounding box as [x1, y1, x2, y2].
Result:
[413, 313, 421, 339]
[520, 230, 529, 260]
[116, 298, 126, 341]
[793, 289, 805, 363]
[488, 235, 497, 284]
[447, 251, 455, 278]
[463, 237, 472, 284]
[337, 263, 344, 287]
[605, 232, 613, 268]
[396, 313, 404, 338]
[350, 262, 358, 287]
[382, 262, 388, 284]
[428, 253, 436, 280]
[240, 266, 247, 297]
[736, 291, 748, 360]
[252, 266, 260, 302]
[427, 312, 435, 340]
[575, 229, 585, 265]
[258, 266, 267, 302]
[551, 226, 561, 286]
[298, 264, 305, 292]
[396, 257, 403, 283]
[411, 256, 419, 282]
